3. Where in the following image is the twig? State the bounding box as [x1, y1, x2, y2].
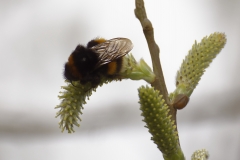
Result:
[134, 0, 177, 121]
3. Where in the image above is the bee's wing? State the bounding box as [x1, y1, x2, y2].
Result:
[90, 38, 133, 69]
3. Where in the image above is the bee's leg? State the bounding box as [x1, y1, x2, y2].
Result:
[79, 74, 99, 89]
[90, 75, 101, 89]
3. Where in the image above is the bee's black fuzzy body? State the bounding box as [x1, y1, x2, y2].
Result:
[64, 38, 133, 88]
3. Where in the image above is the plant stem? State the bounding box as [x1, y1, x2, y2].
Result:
[134, 0, 177, 122]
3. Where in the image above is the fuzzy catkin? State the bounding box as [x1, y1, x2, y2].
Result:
[176, 32, 226, 97]
[138, 86, 183, 157]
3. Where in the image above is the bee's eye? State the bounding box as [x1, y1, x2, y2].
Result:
[81, 57, 87, 62]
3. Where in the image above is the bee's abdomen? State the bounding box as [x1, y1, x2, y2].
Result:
[106, 58, 123, 76]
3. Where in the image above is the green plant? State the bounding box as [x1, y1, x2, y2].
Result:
[55, 0, 226, 159]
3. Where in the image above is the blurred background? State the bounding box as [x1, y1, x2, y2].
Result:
[0, 0, 239, 160]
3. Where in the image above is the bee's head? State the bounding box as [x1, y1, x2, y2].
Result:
[64, 62, 79, 81]
[72, 45, 98, 74]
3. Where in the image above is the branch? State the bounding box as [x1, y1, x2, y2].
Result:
[134, 0, 177, 122]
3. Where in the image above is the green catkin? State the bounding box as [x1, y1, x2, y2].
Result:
[120, 54, 155, 83]
[138, 86, 185, 160]
[191, 149, 209, 160]
[55, 81, 91, 133]
[176, 32, 226, 96]
[55, 79, 111, 133]
[55, 53, 155, 133]
[171, 32, 226, 108]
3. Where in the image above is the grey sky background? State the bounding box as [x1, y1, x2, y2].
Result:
[0, 0, 240, 160]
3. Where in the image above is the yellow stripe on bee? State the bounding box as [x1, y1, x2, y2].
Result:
[68, 55, 82, 78]
[107, 62, 117, 75]
[94, 38, 106, 44]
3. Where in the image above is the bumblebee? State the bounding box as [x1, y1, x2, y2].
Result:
[64, 38, 133, 87]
